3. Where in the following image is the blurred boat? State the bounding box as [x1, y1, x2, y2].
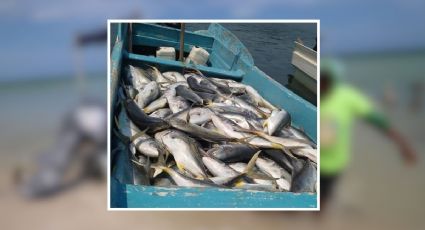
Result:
[110, 23, 317, 208]
[290, 41, 317, 96]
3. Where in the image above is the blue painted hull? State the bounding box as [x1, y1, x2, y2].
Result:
[110, 23, 317, 209]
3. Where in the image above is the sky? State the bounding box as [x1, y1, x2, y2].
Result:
[0, 0, 424, 81]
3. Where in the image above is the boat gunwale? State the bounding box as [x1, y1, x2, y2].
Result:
[109, 22, 317, 209]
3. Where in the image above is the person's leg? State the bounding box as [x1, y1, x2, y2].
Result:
[320, 174, 339, 212]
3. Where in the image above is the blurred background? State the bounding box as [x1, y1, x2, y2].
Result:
[0, 0, 424, 229]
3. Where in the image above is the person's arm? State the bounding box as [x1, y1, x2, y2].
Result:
[347, 85, 417, 165]
[364, 112, 417, 165]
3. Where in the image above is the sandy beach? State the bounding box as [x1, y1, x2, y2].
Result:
[1, 56, 424, 229]
[1, 108, 423, 229]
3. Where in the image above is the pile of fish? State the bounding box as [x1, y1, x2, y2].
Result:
[113, 64, 317, 193]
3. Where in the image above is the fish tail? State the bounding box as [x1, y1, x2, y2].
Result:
[129, 128, 149, 142]
[243, 150, 261, 175]
[151, 152, 168, 177]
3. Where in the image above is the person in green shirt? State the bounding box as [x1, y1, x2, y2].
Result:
[320, 59, 416, 209]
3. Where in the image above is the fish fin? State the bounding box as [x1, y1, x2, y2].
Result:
[145, 64, 157, 71]
[271, 142, 285, 150]
[151, 164, 169, 176]
[150, 153, 166, 178]
[186, 103, 194, 123]
[243, 150, 261, 175]
[164, 150, 170, 162]
[129, 128, 149, 142]
[176, 163, 185, 172]
[263, 120, 268, 128]
[131, 155, 150, 171]
[157, 152, 166, 165]
[152, 167, 163, 178]
[237, 135, 257, 146]
[234, 180, 246, 188]
[247, 121, 258, 131]
[200, 122, 208, 128]
[131, 159, 143, 167]
[186, 137, 210, 176]
[282, 147, 298, 159]
[250, 173, 279, 181]
[237, 135, 253, 143]
[205, 100, 215, 108]
[257, 109, 268, 119]
[195, 175, 206, 180]
[235, 124, 259, 135]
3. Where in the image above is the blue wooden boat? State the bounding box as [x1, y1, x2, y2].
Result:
[110, 23, 317, 209]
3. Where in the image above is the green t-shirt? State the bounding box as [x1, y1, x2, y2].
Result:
[320, 84, 373, 175]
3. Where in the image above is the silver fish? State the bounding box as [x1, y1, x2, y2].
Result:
[149, 108, 173, 119]
[158, 166, 215, 187]
[242, 128, 311, 149]
[175, 85, 204, 105]
[160, 130, 207, 178]
[210, 114, 281, 149]
[229, 163, 274, 186]
[137, 81, 160, 109]
[210, 114, 247, 139]
[231, 97, 266, 118]
[166, 95, 190, 114]
[117, 108, 165, 158]
[256, 157, 291, 191]
[209, 105, 259, 120]
[130, 133, 164, 158]
[187, 76, 217, 94]
[222, 113, 251, 129]
[131, 155, 151, 185]
[163, 71, 186, 82]
[188, 107, 213, 125]
[127, 65, 151, 88]
[202, 156, 239, 178]
[144, 97, 168, 114]
[208, 144, 258, 163]
[149, 66, 169, 83]
[115, 65, 317, 193]
[125, 99, 169, 133]
[265, 109, 291, 135]
[245, 85, 278, 110]
[291, 147, 317, 163]
[291, 159, 316, 193]
[167, 117, 232, 142]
